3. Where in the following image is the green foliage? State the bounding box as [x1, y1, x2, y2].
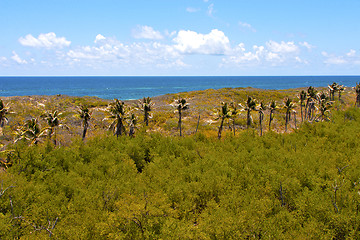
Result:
[1, 108, 360, 238]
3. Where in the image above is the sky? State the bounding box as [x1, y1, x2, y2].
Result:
[0, 0, 359, 76]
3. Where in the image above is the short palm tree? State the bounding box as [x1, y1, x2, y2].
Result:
[356, 83, 360, 107]
[172, 98, 189, 137]
[15, 118, 47, 145]
[283, 98, 296, 132]
[42, 110, 68, 145]
[299, 90, 307, 122]
[216, 102, 232, 139]
[138, 97, 154, 126]
[230, 102, 240, 136]
[338, 84, 345, 101]
[316, 98, 333, 121]
[268, 100, 278, 131]
[257, 101, 267, 136]
[128, 113, 137, 137]
[242, 96, 256, 128]
[78, 105, 91, 140]
[328, 82, 338, 101]
[0, 99, 11, 134]
[105, 99, 127, 137]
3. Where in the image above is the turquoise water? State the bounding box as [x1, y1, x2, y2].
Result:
[0, 76, 359, 100]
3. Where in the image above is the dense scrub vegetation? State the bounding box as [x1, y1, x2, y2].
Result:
[1, 84, 360, 238]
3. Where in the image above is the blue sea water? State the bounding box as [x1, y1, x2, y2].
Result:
[0, 76, 359, 100]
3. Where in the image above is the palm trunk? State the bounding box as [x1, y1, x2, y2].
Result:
[285, 112, 289, 132]
[178, 110, 182, 136]
[82, 122, 88, 140]
[129, 125, 135, 137]
[115, 119, 123, 137]
[247, 109, 251, 128]
[293, 111, 297, 129]
[259, 112, 263, 136]
[233, 119, 236, 136]
[195, 114, 200, 134]
[144, 111, 149, 126]
[218, 118, 224, 139]
[269, 111, 274, 131]
[357, 93, 360, 107]
[300, 104, 303, 122]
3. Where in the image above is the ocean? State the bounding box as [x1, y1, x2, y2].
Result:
[0, 76, 359, 100]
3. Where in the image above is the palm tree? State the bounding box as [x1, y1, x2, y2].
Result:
[78, 105, 91, 140]
[42, 110, 68, 145]
[356, 83, 360, 107]
[128, 113, 137, 137]
[138, 97, 154, 126]
[257, 101, 267, 136]
[268, 100, 278, 131]
[306, 86, 318, 121]
[299, 90, 307, 122]
[0, 99, 11, 135]
[105, 99, 127, 137]
[316, 97, 333, 122]
[216, 102, 232, 139]
[283, 98, 296, 132]
[338, 84, 345, 102]
[230, 102, 240, 136]
[241, 96, 256, 129]
[328, 82, 338, 101]
[15, 118, 47, 145]
[172, 98, 189, 137]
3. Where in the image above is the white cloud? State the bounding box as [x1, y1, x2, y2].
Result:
[94, 34, 106, 43]
[132, 25, 163, 40]
[65, 34, 184, 71]
[239, 22, 256, 32]
[173, 29, 231, 55]
[347, 49, 356, 57]
[207, 3, 214, 16]
[324, 57, 346, 65]
[266, 40, 299, 53]
[186, 7, 199, 13]
[222, 40, 306, 67]
[11, 51, 27, 64]
[19, 32, 71, 49]
[323, 49, 360, 65]
[299, 41, 315, 50]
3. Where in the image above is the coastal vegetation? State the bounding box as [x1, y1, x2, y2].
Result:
[1, 83, 360, 238]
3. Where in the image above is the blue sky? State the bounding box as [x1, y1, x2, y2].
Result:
[0, 0, 359, 76]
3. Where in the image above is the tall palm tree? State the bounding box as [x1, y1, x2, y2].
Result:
[230, 102, 240, 136]
[0, 99, 11, 134]
[257, 101, 267, 136]
[356, 83, 360, 107]
[78, 105, 91, 140]
[216, 102, 232, 139]
[283, 98, 296, 132]
[242, 96, 256, 128]
[268, 100, 278, 131]
[306, 86, 318, 121]
[15, 118, 47, 145]
[299, 90, 307, 122]
[138, 97, 154, 126]
[172, 98, 189, 137]
[128, 113, 137, 137]
[42, 110, 68, 145]
[105, 99, 127, 137]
